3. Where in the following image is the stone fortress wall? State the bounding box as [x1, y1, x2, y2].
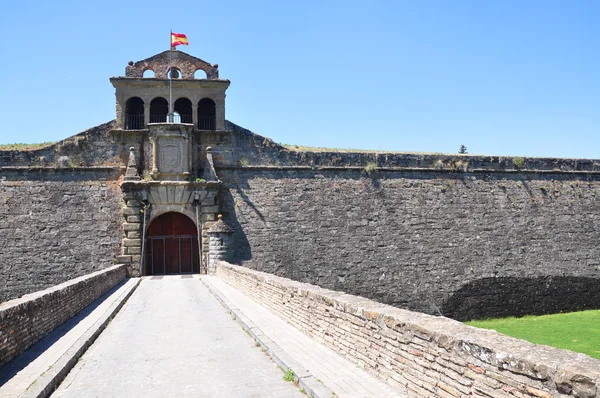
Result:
[219, 166, 600, 319]
[214, 125, 600, 319]
[0, 167, 122, 302]
[1, 119, 600, 320]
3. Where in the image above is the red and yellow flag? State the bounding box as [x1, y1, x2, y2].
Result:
[171, 32, 189, 48]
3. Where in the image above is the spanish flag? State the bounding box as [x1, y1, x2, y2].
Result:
[171, 32, 189, 48]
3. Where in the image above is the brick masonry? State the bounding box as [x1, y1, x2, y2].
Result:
[0, 264, 126, 367]
[216, 261, 600, 398]
[0, 168, 122, 302]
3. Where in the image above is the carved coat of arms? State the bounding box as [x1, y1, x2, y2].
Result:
[161, 144, 181, 172]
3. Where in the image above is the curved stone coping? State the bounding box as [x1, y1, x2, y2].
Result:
[0, 264, 127, 368]
[216, 261, 600, 397]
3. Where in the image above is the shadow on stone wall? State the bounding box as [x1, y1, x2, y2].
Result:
[221, 189, 252, 263]
[443, 276, 600, 321]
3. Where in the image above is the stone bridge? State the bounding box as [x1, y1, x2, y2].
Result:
[1, 262, 598, 398]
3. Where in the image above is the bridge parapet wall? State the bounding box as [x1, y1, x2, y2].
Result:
[0, 264, 126, 367]
[216, 261, 600, 398]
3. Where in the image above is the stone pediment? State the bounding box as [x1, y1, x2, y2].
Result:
[125, 50, 219, 80]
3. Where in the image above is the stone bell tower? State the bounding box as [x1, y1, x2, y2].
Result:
[109, 50, 232, 277]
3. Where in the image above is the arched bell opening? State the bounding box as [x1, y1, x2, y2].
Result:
[125, 97, 144, 130]
[174, 98, 193, 124]
[197, 98, 216, 130]
[150, 97, 168, 123]
[144, 212, 200, 275]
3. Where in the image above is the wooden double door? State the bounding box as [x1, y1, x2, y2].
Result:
[145, 212, 200, 275]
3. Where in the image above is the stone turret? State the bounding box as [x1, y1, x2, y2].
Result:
[207, 214, 235, 274]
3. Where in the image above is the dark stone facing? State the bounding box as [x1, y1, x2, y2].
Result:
[0, 169, 122, 302]
[219, 168, 600, 319]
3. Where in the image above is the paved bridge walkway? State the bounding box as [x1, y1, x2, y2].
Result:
[52, 276, 302, 398]
[3, 275, 401, 397]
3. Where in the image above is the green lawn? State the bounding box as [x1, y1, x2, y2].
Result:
[466, 310, 600, 360]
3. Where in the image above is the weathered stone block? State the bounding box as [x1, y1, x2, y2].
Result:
[123, 239, 141, 247]
[121, 206, 140, 216]
[123, 223, 140, 231]
[201, 205, 219, 214]
[126, 199, 141, 207]
[115, 255, 132, 263]
[201, 213, 216, 222]
[127, 231, 141, 239]
[125, 246, 141, 255]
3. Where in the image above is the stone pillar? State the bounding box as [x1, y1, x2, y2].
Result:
[215, 95, 226, 131]
[207, 214, 234, 274]
[117, 190, 144, 276]
[116, 92, 124, 129]
[192, 103, 198, 129]
[144, 102, 151, 128]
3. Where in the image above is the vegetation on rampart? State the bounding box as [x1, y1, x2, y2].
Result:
[0, 142, 55, 151]
[281, 143, 449, 155]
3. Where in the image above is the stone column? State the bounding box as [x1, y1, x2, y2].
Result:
[215, 95, 226, 131]
[191, 103, 198, 129]
[144, 102, 151, 128]
[207, 214, 234, 274]
[117, 190, 144, 276]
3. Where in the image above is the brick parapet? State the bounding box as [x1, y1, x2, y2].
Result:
[216, 261, 600, 398]
[0, 264, 127, 367]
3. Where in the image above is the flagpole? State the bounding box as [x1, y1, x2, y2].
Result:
[169, 29, 173, 123]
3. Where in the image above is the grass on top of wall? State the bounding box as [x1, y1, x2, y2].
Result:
[281, 144, 453, 155]
[466, 310, 600, 360]
[0, 142, 55, 151]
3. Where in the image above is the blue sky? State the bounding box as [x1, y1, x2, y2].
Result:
[0, 0, 598, 158]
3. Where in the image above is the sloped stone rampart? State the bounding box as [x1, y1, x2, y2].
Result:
[0, 264, 126, 367]
[0, 168, 122, 302]
[220, 168, 600, 319]
[216, 262, 600, 398]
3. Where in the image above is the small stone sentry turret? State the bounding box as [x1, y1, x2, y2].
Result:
[207, 214, 234, 274]
[123, 147, 140, 181]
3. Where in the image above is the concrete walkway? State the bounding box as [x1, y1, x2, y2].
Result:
[203, 276, 403, 398]
[52, 276, 302, 398]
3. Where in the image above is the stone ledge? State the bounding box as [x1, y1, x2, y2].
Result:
[217, 165, 600, 176]
[0, 278, 140, 398]
[0, 264, 127, 367]
[0, 166, 120, 172]
[216, 261, 600, 398]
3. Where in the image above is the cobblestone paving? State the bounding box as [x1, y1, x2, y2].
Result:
[52, 276, 303, 398]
